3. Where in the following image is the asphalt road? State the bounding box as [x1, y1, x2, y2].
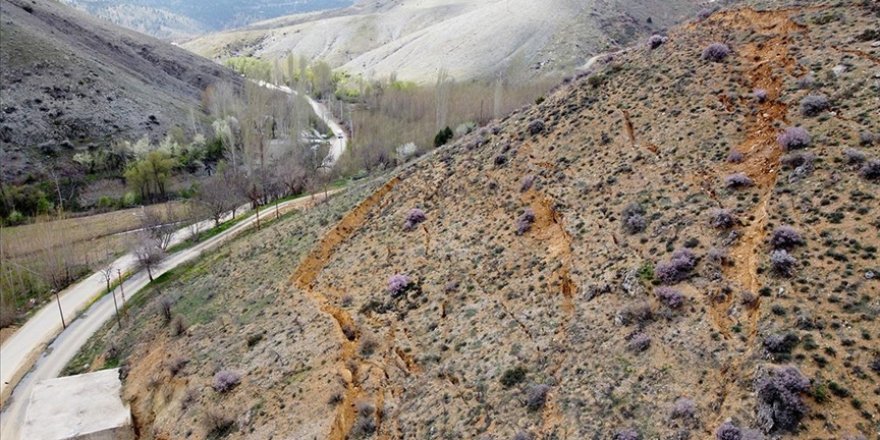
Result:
[0, 192, 337, 439]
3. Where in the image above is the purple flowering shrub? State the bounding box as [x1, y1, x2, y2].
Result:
[525, 384, 550, 411]
[727, 150, 744, 163]
[213, 370, 241, 393]
[702, 43, 731, 62]
[861, 159, 880, 181]
[800, 94, 830, 117]
[777, 127, 811, 150]
[656, 249, 697, 284]
[614, 428, 640, 440]
[763, 332, 799, 357]
[770, 250, 797, 276]
[725, 173, 754, 188]
[769, 226, 803, 249]
[648, 34, 667, 49]
[403, 208, 427, 231]
[520, 175, 535, 192]
[710, 208, 736, 229]
[755, 366, 810, 432]
[388, 274, 412, 297]
[671, 397, 696, 419]
[516, 208, 536, 235]
[622, 203, 646, 234]
[655, 287, 684, 309]
[627, 332, 651, 352]
[527, 119, 545, 135]
[843, 148, 866, 164]
[753, 89, 768, 103]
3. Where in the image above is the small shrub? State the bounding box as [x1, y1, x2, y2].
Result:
[770, 250, 797, 276]
[617, 302, 653, 326]
[859, 131, 876, 146]
[171, 316, 187, 336]
[387, 274, 411, 297]
[203, 408, 235, 439]
[628, 332, 651, 352]
[708, 247, 729, 266]
[800, 94, 830, 117]
[796, 74, 815, 89]
[671, 397, 696, 419]
[212, 370, 241, 393]
[763, 333, 799, 356]
[614, 428, 640, 440]
[710, 208, 736, 229]
[715, 422, 740, 440]
[648, 34, 667, 49]
[725, 173, 753, 188]
[168, 357, 189, 376]
[656, 249, 697, 284]
[777, 127, 811, 151]
[516, 208, 536, 235]
[403, 208, 427, 231]
[434, 127, 453, 147]
[513, 432, 534, 440]
[525, 384, 550, 411]
[769, 226, 803, 249]
[781, 152, 815, 169]
[622, 203, 647, 234]
[860, 159, 880, 181]
[158, 297, 173, 324]
[843, 148, 867, 164]
[755, 366, 810, 432]
[500, 366, 527, 388]
[655, 287, 684, 309]
[520, 175, 535, 192]
[697, 7, 716, 20]
[527, 119, 545, 135]
[753, 89, 768, 103]
[351, 400, 377, 438]
[727, 150, 744, 163]
[359, 336, 379, 357]
[702, 43, 731, 62]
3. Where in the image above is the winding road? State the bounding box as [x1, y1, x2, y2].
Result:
[0, 86, 348, 438]
[0, 191, 339, 438]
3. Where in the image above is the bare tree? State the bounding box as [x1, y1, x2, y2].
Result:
[141, 205, 181, 251]
[197, 173, 237, 227]
[101, 263, 121, 327]
[133, 233, 164, 282]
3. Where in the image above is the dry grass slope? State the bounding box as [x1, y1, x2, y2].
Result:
[75, 2, 878, 439]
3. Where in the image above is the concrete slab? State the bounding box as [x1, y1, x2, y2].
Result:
[21, 369, 134, 440]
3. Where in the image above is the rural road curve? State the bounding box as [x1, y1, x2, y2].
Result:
[0, 191, 339, 439]
[257, 80, 348, 166]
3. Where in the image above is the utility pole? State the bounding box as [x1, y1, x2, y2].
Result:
[53, 289, 66, 329]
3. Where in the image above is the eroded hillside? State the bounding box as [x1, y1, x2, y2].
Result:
[83, 2, 878, 439]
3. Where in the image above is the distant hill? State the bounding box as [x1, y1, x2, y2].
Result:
[184, 0, 710, 83]
[0, 0, 242, 184]
[60, 0, 353, 40]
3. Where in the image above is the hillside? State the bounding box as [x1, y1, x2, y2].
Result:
[0, 0, 242, 184]
[61, 0, 353, 39]
[183, 0, 710, 82]
[73, 1, 879, 439]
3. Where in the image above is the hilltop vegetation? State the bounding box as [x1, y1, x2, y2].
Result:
[70, 1, 879, 439]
